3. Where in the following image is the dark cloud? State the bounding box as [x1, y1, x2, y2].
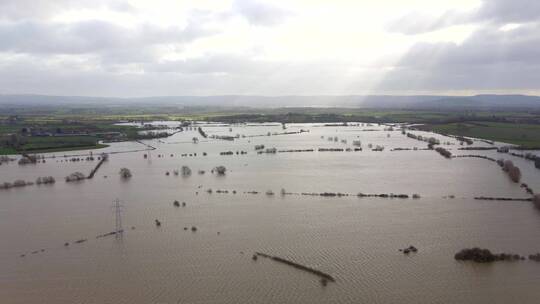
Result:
[377, 0, 540, 93]
[387, 0, 540, 35]
[476, 0, 540, 24]
[378, 22, 540, 91]
[398, 24, 540, 67]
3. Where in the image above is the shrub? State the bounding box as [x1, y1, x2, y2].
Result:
[181, 166, 192, 176]
[213, 166, 226, 175]
[119, 168, 132, 179]
[503, 160, 514, 172]
[36, 176, 55, 185]
[65, 172, 86, 182]
[508, 166, 521, 183]
[533, 195, 540, 209]
[435, 147, 452, 158]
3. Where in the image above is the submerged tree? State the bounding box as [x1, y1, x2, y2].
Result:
[499, 159, 521, 183]
[213, 166, 227, 175]
[533, 194, 540, 209]
[36, 176, 55, 185]
[503, 160, 514, 172]
[181, 166, 192, 176]
[65, 172, 86, 182]
[119, 168, 132, 179]
[13, 180, 29, 187]
[508, 166, 521, 183]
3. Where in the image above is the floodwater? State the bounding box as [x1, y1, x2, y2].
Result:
[1, 123, 540, 304]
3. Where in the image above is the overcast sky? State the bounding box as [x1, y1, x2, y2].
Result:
[0, 0, 539, 97]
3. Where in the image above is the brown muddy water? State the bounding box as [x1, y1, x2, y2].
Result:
[1, 123, 540, 304]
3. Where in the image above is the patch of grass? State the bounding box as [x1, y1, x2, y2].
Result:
[19, 136, 102, 152]
[424, 122, 540, 148]
[21, 143, 108, 154]
[0, 147, 18, 155]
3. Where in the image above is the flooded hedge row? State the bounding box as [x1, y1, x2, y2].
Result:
[434, 147, 452, 158]
[203, 188, 420, 200]
[254, 252, 335, 284]
[455, 248, 526, 263]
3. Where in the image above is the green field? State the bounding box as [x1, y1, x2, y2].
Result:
[0, 115, 153, 154]
[20, 136, 107, 153]
[424, 122, 540, 148]
[0, 147, 18, 155]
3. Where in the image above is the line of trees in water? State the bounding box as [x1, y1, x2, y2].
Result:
[534, 194, 540, 208]
[253, 252, 335, 285]
[435, 147, 452, 158]
[497, 159, 522, 183]
[197, 127, 207, 138]
[455, 248, 526, 263]
[406, 132, 440, 146]
[202, 187, 421, 200]
[0, 175, 56, 190]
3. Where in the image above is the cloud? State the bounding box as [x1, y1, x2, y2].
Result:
[377, 0, 540, 93]
[410, 24, 540, 66]
[386, 10, 471, 35]
[0, 20, 216, 55]
[476, 0, 540, 24]
[377, 22, 540, 92]
[232, 0, 291, 26]
[0, 0, 135, 20]
[146, 54, 271, 74]
[0, 52, 373, 96]
[387, 0, 540, 35]
[0, 0, 539, 96]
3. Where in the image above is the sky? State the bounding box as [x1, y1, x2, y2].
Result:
[0, 0, 539, 97]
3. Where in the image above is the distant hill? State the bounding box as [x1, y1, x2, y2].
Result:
[1, 94, 540, 110]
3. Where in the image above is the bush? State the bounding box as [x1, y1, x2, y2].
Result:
[213, 166, 226, 175]
[435, 147, 452, 158]
[65, 172, 86, 182]
[13, 180, 29, 187]
[455, 248, 523, 263]
[503, 160, 514, 172]
[36, 176, 55, 185]
[499, 159, 521, 183]
[508, 166, 521, 183]
[119, 168, 132, 179]
[181, 166, 192, 176]
[533, 195, 540, 209]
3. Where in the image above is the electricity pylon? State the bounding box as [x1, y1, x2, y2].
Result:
[113, 198, 124, 237]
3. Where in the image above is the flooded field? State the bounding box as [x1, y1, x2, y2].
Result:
[2, 122, 540, 304]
